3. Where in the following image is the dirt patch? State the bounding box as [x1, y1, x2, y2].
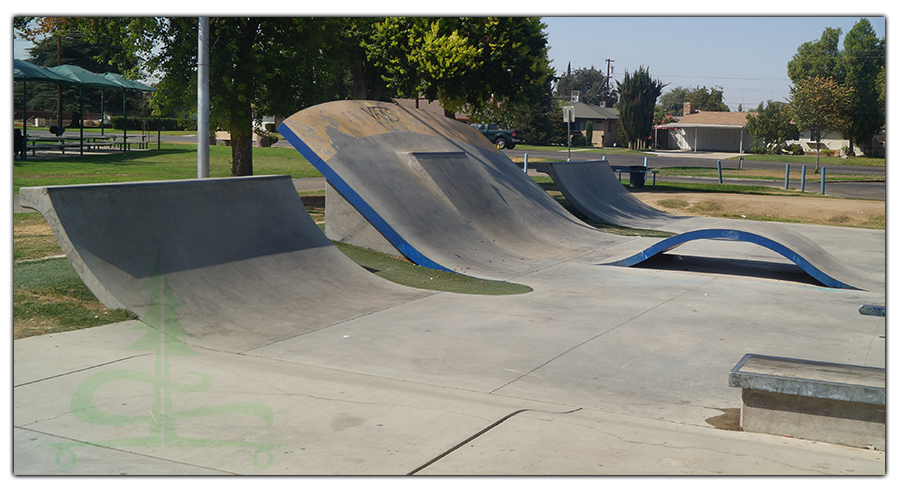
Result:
[633, 191, 885, 228]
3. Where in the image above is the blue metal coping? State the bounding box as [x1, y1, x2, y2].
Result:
[278, 122, 454, 274]
[603, 228, 855, 289]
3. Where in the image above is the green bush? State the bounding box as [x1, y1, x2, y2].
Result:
[788, 144, 805, 155]
[109, 116, 187, 131]
[750, 139, 766, 155]
[570, 133, 586, 147]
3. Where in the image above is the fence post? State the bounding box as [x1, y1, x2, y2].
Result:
[717, 160, 723, 184]
[820, 167, 826, 195]
[523, 153, 528, 174]
[784, 164, 790, 190]
[800, 165, 807, 192]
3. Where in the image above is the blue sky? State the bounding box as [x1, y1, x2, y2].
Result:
[543, 16, 885, 112]
[11, 13, 885, 113]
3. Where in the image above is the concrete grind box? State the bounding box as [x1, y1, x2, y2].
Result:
[730, 354, 885, 450]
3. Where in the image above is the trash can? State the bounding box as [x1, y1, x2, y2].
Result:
[629, 169, 646, 188]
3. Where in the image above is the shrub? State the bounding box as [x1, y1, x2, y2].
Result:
[108, 116, 186, 131]
[570, 133, 586, 147]
[787, 144, 805, 155]
[750, 139, 766, 155]
[820, 149, 835, 157]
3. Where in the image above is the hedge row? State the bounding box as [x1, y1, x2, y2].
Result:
[108, 116, 196, 131]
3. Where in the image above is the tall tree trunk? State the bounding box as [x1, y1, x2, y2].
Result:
[230, 98, 254, 177]
[231, 128, 253, 177]
[350, 65, 368, 100]
[227, 18, 259, 177]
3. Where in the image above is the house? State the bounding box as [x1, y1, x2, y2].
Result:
[569, 102, 619, 147]
[654, 102, 754, 153]
[788, 129, 882, 157]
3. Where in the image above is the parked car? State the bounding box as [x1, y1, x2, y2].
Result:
[471, 123, 524, 149]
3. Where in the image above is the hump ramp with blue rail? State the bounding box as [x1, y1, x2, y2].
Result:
[538, 160, 883, 291]
[279, 101, 879, 290]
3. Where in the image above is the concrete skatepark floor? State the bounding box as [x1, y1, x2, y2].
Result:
[12, 102, 887, 482]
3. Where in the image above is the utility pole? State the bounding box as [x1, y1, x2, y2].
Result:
[604, 58, 614, 104]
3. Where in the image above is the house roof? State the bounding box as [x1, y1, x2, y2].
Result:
[656, 110, 756, 129]
[572, 102, 619, 120]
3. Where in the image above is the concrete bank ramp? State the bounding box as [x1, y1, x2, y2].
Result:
[279, 101, 878, 290]
[19, 176, 428, 351]
[279, 101, 631, 280]
[538, 160, 883, 291]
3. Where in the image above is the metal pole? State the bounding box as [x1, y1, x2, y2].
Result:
[122, 91, 127, 151]
[820, 167, 826, 195]
[197, 16, 210, 178]
[79, 87, 84, 156]
[567, 120, 571, 161]
[717, 160, 723, 184]
[800, 165, 807, 192]
[784, 164, 790, 190]
[523, 153, 528, 174]
[100, 90, 105, 135]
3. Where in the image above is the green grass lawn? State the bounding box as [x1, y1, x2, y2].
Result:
[657, 166, 884, 183]
[13, 143, 320, 193]
[734, 154, 885, 167]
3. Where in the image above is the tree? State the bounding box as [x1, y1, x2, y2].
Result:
[684, 86, 729, 112]
[657, 86, 689, 115]
[554, 65, 613, 107]
[16, 34, 123, 126]
[14, 17, 125, 127]
[790, 76, 853, 170]
[841, 18, 885, 153]
[615, 67, 666, 150]
[787, 27, 843, 84]
[786, 20, 885, 156]
[66, 17, 343, 177]
[366, 17, 553, 118]
[658, 85, 728, 115]
[745, 100, 799, 154]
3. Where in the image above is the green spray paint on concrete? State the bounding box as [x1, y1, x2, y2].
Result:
[46, 260, 280, 470]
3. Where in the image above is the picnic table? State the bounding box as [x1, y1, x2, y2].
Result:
[20, 132, 147, 156]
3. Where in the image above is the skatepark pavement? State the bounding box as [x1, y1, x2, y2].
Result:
[13, 101, 886, 477]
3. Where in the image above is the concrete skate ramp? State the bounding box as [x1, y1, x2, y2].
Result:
[279, 101, 630, 280]
[536, 160, 686, 230]
[278, 101, 876, 289]
[538, 160, 883, 290]
[19, 176, 427, 350]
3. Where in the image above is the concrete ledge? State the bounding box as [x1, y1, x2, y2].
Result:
[729, 354, 885, 450]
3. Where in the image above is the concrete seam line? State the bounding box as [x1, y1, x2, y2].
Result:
[13, 353, 151, 388]
[12, 426, 237, 475]
[489, 277, 719, 394]
[406, 407, 582, 475]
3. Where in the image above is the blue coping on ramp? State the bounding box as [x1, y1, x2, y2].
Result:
[604, 228, 853, 289]
[277, 122, 453, 274]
